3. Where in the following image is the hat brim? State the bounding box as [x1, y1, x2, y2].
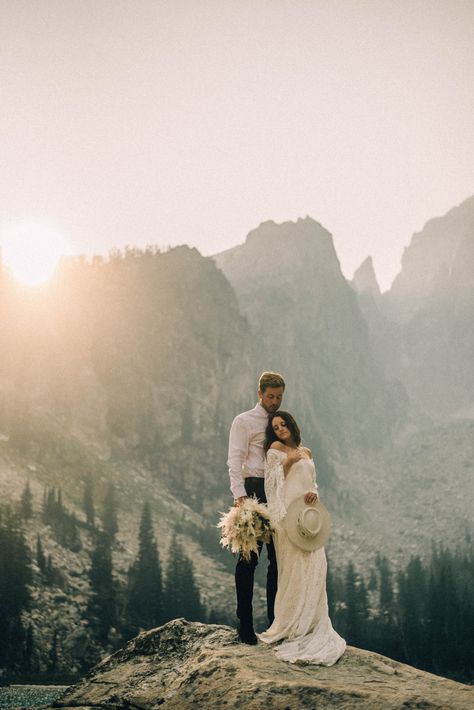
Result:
[283, 496, 331, 552]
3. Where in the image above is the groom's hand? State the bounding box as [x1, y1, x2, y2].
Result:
[304, 491, 318, 504]
[234, 496, 248, 507]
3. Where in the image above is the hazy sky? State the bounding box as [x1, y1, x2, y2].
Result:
[1, 0, 473, 290]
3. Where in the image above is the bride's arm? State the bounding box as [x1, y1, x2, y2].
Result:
[304, 448, 319, 504]
[264, 449, 287, 522]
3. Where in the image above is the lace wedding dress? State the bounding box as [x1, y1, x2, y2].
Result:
[258, 449, 346, 665]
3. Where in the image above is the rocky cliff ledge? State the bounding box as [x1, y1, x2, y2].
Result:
[52, 619, 473, 709]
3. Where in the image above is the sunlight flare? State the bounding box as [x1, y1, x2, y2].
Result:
[0, 222, 69, 286]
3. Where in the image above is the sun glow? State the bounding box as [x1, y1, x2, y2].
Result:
[0, 223, 69, 286]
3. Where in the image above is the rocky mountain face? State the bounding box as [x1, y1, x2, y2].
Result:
[386, 196, 474, 323]
[215, 218, 411, 462]
[214, 211, 473, 567]
[352, 196, 474, 419]
[51, 619, 474, 710]
[0, 247, 254, 509]
[349, 256, 404, 391]
[0, 247, 254, 673]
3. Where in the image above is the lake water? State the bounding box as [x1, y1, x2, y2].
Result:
[0, 685, 69, 709]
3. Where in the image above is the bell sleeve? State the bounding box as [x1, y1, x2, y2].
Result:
[311, 460, 320, 497]
[264, 450, 287, 523]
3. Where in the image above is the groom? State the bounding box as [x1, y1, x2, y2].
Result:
[227, 371, 285, 644]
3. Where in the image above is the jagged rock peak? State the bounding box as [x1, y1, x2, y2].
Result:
[52, 619, 474, 709]
[245, 215, 332, 246]
[351, 256, 381, 297]
[214, 215, 342, 282]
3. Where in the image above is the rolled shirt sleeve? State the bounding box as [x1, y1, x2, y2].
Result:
[227, 416, 249, 499]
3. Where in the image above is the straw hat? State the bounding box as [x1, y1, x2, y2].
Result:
[283, 496, 331, 551]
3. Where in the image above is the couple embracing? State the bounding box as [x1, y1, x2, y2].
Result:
[227, 371, 346, 665]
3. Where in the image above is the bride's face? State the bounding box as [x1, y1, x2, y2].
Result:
[272, 416, 293, 444]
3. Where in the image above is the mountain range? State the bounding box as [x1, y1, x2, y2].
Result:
[0, 195, 473, 670]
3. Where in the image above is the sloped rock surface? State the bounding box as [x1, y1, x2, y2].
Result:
[52, 619, 474, 709]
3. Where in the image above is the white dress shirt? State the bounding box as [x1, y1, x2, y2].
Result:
[227, 402, 269, 499]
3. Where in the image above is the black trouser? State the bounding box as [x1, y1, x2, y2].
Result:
[235, 477, 278, 628]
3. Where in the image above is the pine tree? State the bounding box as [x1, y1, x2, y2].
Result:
[126, 502, 162, 632]
[88, 532, 115, 640]
[357, 577, 370, 647]
[83, 475, 95, 528]
[163, 535, 203, 623]
[368, 568, 378, 592]
[47, 630, 58, 677]
[397, 556, 427, 665]
[0, 506, 32, 670]
[378, 555, 394, 619]
[36, 534, 46, 574]
[42, 487, 59, 524]
[20, 481, 33, 519]
[324, 544, 474, 683]
[326, 553, 345, 623]
[63, 511, 82, 552]
[42, 487, 82, 551]
[374, 553, 398, 658]
[45, 555, 55, 586]
[343, 560, 368, 647]
[181, 554, 203, 621]
[102, 482, 118, 541]
[23, 623, 35, 674]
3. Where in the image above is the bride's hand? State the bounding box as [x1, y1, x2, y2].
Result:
[304, 491, 318, 504]
[283, 448, 304, 476]
[287, 448, 305, 464]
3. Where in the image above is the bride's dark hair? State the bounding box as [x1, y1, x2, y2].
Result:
[264, 410, 301, 452]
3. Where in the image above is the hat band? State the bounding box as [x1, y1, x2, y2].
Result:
[297, 508, 321, 538]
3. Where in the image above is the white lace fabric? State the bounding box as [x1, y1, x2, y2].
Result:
[264, 449, 288, 523]
[259, 449, 346, 665]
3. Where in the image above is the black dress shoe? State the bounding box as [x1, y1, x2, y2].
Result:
[237, 623, 258, 645]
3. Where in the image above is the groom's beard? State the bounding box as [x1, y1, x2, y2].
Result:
[263, 404, 280, 414]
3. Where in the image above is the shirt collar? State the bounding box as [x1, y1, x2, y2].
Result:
[255, 402, 268, 417]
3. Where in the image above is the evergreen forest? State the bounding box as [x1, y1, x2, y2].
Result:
[0, 486, 203, 683]
[1, 487, 473, 685]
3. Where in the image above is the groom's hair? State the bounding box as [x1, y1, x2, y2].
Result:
[258, 371, 286, 393]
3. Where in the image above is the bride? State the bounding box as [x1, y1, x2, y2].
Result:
[258, 410, 346, 665]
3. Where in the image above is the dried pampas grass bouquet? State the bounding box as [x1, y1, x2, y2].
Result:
[217, 496, 274, 561]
